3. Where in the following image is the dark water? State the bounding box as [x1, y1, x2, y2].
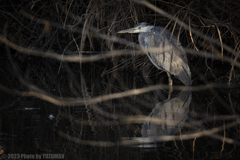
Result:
[1, 79, 240, 160]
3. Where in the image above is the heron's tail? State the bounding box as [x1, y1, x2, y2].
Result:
[176, 65, 191, 86]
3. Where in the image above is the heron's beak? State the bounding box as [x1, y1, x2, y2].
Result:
[117, 28, 136, 33]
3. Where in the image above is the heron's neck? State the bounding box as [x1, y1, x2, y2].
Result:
[141, 26, 154, 32]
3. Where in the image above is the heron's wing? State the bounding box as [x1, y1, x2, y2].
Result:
[150, 27, 188, 64]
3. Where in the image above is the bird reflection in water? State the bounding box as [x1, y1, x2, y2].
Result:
[141, 87, 192, 140]
[122, 87, 192, 148]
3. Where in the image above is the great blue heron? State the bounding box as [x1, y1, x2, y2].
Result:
[117, 22, 191, 86]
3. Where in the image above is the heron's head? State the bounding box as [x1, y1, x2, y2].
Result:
[117, 22, 153, 33]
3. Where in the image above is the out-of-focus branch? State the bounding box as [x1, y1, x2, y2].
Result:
[0, 82, 239, 107]
[58, 118, 240, 146]
[0, 35, 136, 62]
[1, 35, 239, 67]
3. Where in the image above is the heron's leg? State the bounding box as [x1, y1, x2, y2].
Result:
[167, 72, 173, 86]
[167, 72, 173, 100]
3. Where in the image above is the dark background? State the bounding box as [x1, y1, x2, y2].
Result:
[0, 0, 240, 159]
